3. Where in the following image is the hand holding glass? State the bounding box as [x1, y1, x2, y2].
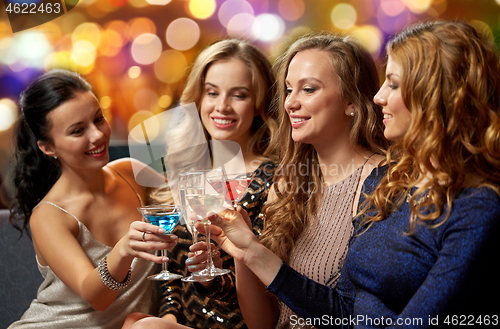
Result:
[137, 205, 183, 281]
[184, 169, 231, 277]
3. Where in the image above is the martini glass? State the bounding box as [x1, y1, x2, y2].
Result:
[184, 169, 231, 277]
[208, 172, 255, 209]
[179, 172, 213, 282]
[137, 205, 184, 281]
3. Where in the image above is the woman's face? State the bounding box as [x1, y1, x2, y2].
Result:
[284, 49, 353, 147]
[39, 91, 111, 170]
[373, 55, 412, 141]
[200, 58, 256, 147]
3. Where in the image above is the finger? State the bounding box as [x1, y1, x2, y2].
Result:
[193, 221, 223, 236]
[130, 221, 167, 235]
[140, 232, 178, 244]
[134, 251, 169, 264]
[129, 239, 178, 253]
[189, 241, 217, 253]
[236, 206, 252, 227]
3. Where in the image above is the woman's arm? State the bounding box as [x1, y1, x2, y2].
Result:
[198, 209, 351, 328]
[30, 205, 174, 311]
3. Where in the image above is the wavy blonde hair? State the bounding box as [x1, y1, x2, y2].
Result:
[260, 32, 389, 261]
[361, 21, 500, 233]
[180, 38, 278, 162]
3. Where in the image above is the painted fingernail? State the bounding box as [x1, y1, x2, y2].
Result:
[186, 258, 193, 265]
[158, 228, 166, 234]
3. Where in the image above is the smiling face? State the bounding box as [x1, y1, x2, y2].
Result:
[199, 58, 256, 147]
[373, 55, 412, 141]
[38, 91, 111, 170]
[284, 49, 353, 147]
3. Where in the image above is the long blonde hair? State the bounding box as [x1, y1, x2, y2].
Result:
[180, 38, 278, 161]
[261, 32, 388, 261]
[361, 21, 500, 233]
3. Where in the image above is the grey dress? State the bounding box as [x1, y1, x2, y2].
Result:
[8, 202, 155, 329]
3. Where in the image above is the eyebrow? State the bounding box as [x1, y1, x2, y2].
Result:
[386, 73, 400, 79]
[204, 82, 250, 92]
[285, 77, 324, 86]
[66, 108, 102, 132]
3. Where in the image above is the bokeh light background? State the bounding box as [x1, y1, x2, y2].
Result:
[1, 0, 500, 203]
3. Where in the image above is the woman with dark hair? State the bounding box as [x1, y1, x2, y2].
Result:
[201, 21, 500, 328]
[8, 69, 173, 328]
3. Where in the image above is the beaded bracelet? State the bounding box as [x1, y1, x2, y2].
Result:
[98, 256, 132, 291]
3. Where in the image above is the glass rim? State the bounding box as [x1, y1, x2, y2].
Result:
[138, 204, 182, 210]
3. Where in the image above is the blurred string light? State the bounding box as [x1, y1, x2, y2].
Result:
[377, 3, 413, 34]
[158, 94, 172, 108]
[252, 14, 285, 42]
[129, 17, 157, 39]
[105, 20, 131, 44]
[146, 0, 172, 5]
[154, 50, 188, 83]
[218, 0, 254, 27]
[278, 0, 305, 22]
[128, 0, 150, 8]
[188, 0, 217, 20]
[131, 33, 162, 65]
[380, 0, 406, 17]
[166, 18, 200, 51]
[100, 96, 112, 110]
[227, 13, 256, 40]
[72, 23, 101, 47]
[331, 3, 357, 30]
[128, 66, 142, 79]
[0, 99, 17, 132]
[1, 32, 52, 71]
[352, 25, 383, 57]
[402, 0, 432, 14]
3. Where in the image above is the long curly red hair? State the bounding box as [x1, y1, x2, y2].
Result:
[361, 21, 500, 233]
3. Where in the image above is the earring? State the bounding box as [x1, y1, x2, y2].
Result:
[53, 156, 58, 160]
[350, 112, 355, 117]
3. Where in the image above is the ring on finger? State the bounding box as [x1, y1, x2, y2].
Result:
[142, 231, 146, 242]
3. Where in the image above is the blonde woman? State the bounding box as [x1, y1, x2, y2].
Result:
[127, 39, 277, 329]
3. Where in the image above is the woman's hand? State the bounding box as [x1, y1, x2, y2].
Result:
[195, 207, 259, 263]
[186, 241, 223, 272]
[125, 221, 177, 263]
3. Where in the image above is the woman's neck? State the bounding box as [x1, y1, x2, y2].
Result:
[315, 142, 372, 185]
[57, 165, 106, 197]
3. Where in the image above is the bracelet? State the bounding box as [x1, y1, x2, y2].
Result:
[98, 256, 132, 291]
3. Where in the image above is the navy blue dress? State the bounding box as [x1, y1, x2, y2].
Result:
[267, 165, 500, 328]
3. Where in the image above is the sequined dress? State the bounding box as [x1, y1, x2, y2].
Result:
[8, 202, 156, 329]
[267, 165, 500, 328]
[159, 160, 276, 328]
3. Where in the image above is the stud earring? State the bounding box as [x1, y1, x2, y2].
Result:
[53, 156, 58, 160]
[350, 112, 355, 117]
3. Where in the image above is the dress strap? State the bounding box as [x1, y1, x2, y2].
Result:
[34, 201, 81, 223]
[108, 166, 144, 206]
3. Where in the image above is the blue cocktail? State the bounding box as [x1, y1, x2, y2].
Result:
[137, 205, 184, 281]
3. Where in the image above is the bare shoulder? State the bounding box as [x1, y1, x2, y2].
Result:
[30, 202, 80, 265]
